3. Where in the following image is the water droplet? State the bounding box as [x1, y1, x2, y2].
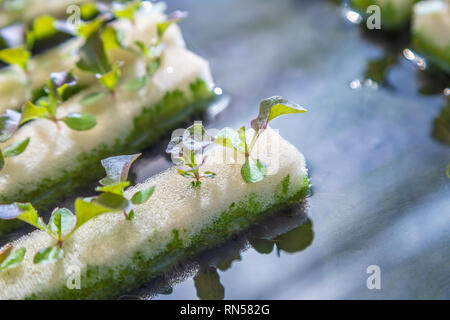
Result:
[342, 8, 362, 24]
[350, 79, 362, 90]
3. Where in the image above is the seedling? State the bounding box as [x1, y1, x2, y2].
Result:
[166, 122, 216, 188]
[216, 97, 307, 183]
[0, 154, 155, 265]
[0, 109, 29, 171]
[19, 71, 97, 131]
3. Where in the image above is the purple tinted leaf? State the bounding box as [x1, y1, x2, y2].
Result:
[166, 136, 183, 155]
[0, 109, 21, 142]
[182, 122, 215, 151]
[0, 24, 26, 48]
[50, 71, 77, 89]
[100, 154, 141, 185]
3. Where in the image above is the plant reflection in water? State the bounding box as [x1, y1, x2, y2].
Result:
[126, 201, 314, 300]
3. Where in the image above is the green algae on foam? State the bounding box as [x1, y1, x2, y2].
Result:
[25, 175, 309, 300]
[0, 79, 214, 234]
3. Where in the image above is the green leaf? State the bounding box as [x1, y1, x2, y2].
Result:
[191, 180, 202, 189]
[77, 31, 110, 74]
[33, 246, 63, 264]
[131, 185, 155, 205]
[48, 71, 77, 100]
[0, 109, 21, 142]
[80, 3, 99, 20]
[0, 245, 12, 265]
[48, 208, 76, 241]
[201, 171, 216, 179]
[146, 60, 160, 76]
[0, 150, 4, 171]
[79, 92, 104, 105]
[20, 101, 48, 124]
[215, 127, 245, 152]
[251, 96, 307, 131]
[25, 29, 35, 50]
[126, 209, 135, 221]
[122, 76, 148, 91]
[3, 137, 30, 157]
[241, 157, 267, 183]
[237, 126, 248, 154]
[102, 25, 124, 51]
[93, 192, 130, 212]
[157, 11, 188, 38]
[62, 112, 97, 131]
[112, 0, 141, 21]
[95, 181, 130, 196]
[0, 46, 30, 70]
[32, 15, 57, 40]
[0, 247, 26, 271]
[74, 197, 111, 229]
[76, 18, 104, 39]
[178, 169, 195, 179]
[0, 202, 45, 230]
[100, 154, 141, 185]
[97, 61, 121, 91]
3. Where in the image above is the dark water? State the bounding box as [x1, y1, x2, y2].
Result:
[1, 0, 449, 300]
[131, 0, 449, 300]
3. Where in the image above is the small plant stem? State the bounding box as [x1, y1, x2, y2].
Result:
[247, 129, 261, 156]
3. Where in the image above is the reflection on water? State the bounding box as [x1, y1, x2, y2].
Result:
[433, 100, 450, 146]
[128, 202, 314, 300]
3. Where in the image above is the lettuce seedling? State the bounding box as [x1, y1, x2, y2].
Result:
[0, 244, 26, 272]
[0, 154, 155, 264]
[94, 153, 155, 220]
[0, 109, 30, 171]
[166, 122, 216, 188]
[77, 30, 123, 98]
[122, 11, 188, 91]
[19, 71, 97, 131]
[216, 97, 307, 183]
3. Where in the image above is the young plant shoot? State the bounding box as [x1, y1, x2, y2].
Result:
[216, 96, 307, 183]
[166, 121, 216, 189]
[19, 71, 97, 131]
[0, 109, 30, 171]
[0, 154, 155, 265]
[122, 11, 188, 91]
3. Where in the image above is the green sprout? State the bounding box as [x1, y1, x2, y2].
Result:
[0, 109, 30, 171]
[19, 71, 97, 131]
[0, 154, 155, 265]
[122, 11, 188, 91]
[77, 29, 122, 98]
[94, 153, 155, 220]
[216, 96, 307, 183]
[166, 122, 216, 189]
